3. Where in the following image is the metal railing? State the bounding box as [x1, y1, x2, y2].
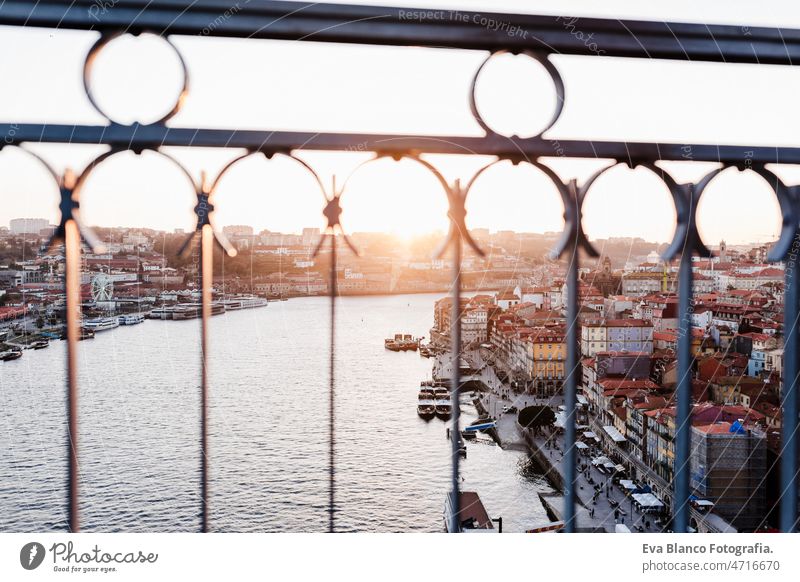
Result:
[1, 0, 799, 533]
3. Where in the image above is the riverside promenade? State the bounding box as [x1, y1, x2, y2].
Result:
[446, 349, 662, 533]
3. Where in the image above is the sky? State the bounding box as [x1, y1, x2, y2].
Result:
[1, 0, 800, 244]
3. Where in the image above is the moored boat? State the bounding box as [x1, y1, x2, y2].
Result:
[147, 306, 174, 320]
[118, 313, 145, 325]
[0, 348, 22, 361]
[172, 305, 200, 320]
[222, 295, 268, 310]
[435, 401, 452, 420]
[417, 402, 436, 420]
[400, 334, 419, 351]
[69, 327, 95, 340]
[83, 317, 119, 332]
[385, 333, 403, 351]
[464, 420, 497, 433]
[385, 333, 420, 351]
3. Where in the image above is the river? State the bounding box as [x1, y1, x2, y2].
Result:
[0, 293, 552, 532]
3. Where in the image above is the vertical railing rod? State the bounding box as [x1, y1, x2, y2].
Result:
[328, 230, 337, 533]
[673, 247, 694, 532]
[781, 241, 799, 532]
[563, 235, 579, 532]
[64, 218, 81, 532]
[447, 209, 462, 534]
[199, 224, 213, 532]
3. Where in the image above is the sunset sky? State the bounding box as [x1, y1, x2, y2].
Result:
[1, 0, 799, 244]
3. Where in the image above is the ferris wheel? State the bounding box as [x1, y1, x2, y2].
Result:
[91, 273, 114, 302]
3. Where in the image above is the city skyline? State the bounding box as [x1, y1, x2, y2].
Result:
[0, 215, 780, 249]
[1, 0, 796, 244]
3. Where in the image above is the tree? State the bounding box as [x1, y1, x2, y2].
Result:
[518, 405, 556, 436]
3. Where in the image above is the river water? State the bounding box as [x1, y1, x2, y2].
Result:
[0, 293, 552, 532]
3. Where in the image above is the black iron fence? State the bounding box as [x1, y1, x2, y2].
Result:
[1, 0, 799, 533]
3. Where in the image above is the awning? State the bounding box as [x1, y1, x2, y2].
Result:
[603, 425, 627, 443]
[576, 442, 589, 450]
[577, 395, 589, 405]
[632, 493, 664, 508]
[583, 431, 597, 439]
[592, 455, 611, 466]
[554, 412, 565, 428]
[693, 499, 714, 507]
[619, 480, 637, 490]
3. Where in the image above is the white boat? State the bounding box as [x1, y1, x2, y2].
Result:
[222, 295, 268, 310]
[118, 313, 145, 325]
[243, 296, 268, 308]
[0, 348, 23, 361]
[82, 317, 119, 332]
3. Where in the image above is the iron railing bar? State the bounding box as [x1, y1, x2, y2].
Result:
[7, 125, 800, 164]
[781, 246, 799, 532]
[672, 250, 694, 532]
[4, 0, 800, 63]
[562, 238, 579, 532]
[447, 223, 462, 534]
[328, 232, 337, 533]
[64, 219, 81, 532]
[199, 224, 213, 532]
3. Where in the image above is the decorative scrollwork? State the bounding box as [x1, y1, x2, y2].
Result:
[1, 145, 106, 253]
[83, 32, 189, 126]
[187, 149, 335, 258]
[740, 166, 799, 263]
[334, 152, 481, 259]
[659, 166, 720, 261]
[458, 157, 580, 260]
[469, 50, 565, 138]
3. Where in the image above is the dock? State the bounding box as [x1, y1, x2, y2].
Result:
[448, 347, 670, 533]
[470, 396, 503, 446]
[538, 493, 603, 533]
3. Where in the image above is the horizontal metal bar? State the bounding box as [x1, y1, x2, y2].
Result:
[2, 122, 799, 165]
[1, 0, 799, 64]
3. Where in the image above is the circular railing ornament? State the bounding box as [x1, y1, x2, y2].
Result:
[83, 32, 190, 125]
[337, 152, 483, 258]
[469, 50, 566, 138]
